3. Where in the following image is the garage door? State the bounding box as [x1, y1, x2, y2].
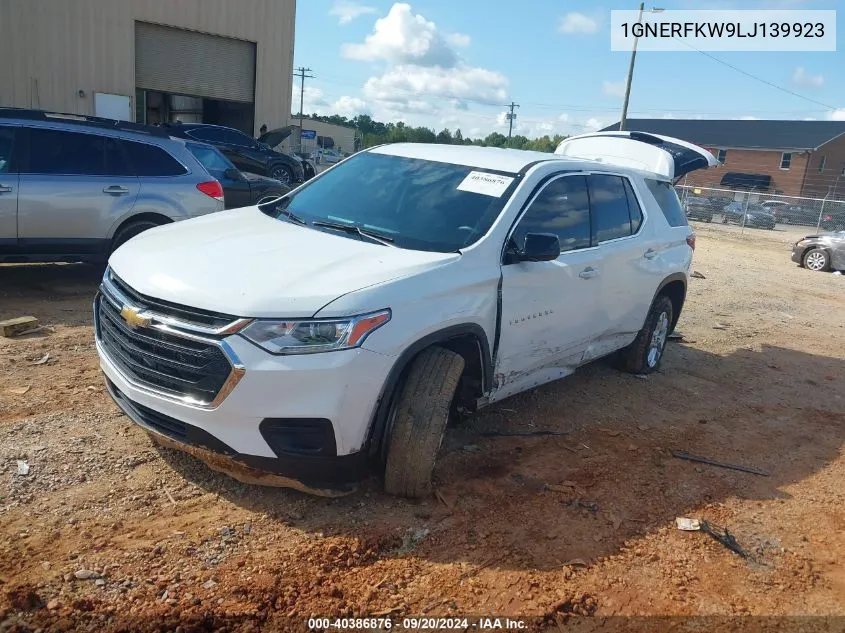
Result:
[135, 22, 255, 103]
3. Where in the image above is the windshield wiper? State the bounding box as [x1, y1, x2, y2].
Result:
[311, 220, 395, 247]
[259, 197, 307, 225]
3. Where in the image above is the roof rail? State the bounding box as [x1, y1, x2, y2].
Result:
[0, 107, 171, 138]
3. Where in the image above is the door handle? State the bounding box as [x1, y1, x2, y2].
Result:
[0, 184, 12, 193]
[579, 266, 598, 280]
[643, 248, 658, 260]
[103, 185, 129, 195]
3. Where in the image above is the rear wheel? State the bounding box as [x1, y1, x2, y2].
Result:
[383, 347, 465, 498]
[617, 295, 674, 375]
[803, 248, 829, 272]
[110, 219, 163, 255]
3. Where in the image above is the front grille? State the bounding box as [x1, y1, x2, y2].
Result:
[96, 294, 233, 404]
[108, 379, 188, 441]
[109, 272, 237, 329]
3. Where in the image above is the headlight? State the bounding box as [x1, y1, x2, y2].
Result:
[240, 310, 390, 354]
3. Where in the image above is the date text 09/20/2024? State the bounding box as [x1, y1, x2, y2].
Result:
[307, 617, 528, 630]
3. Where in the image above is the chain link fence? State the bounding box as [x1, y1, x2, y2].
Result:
[675, 185, 845, 233]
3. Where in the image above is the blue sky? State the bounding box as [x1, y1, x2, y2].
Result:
[293, 1, 844, 138]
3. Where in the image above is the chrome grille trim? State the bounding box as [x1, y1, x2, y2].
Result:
[94, 278, 246, 410]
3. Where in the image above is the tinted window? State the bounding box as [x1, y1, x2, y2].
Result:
[624, 179, 643, 233]
[512, 176, 591, 254]
[262, 152, 518, 253]
[186, 143, 234, 179]
[589, 175, 634, 242]
[0, 126, 15, 174]
[645, 179, 688, 227]
[27, 128, 131, 176]
[187, 128, 226, 143]
[222, 128, 255, 147]
[123, 140, 187, 177]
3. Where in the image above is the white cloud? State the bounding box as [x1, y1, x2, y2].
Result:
[602, 80, 625, 98]
[661, 113, 676, 119]
[329, 0, 377, 25]
[738, 115, 758, 120]
[558, 12, 600, 35]
[292, 85, 370, 119]
[334, 95, 371, 117]
[792, 67, 824, 88]
[341, 3, 458, 67]
[364, 65, 508, 106]
[558, 113, 570, 123]
[828, 108, 845, 121]
[584, 117, 604, 131]
[447, 32, 471, 48]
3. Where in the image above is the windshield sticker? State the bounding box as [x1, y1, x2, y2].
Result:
[457, 171, 515, 197]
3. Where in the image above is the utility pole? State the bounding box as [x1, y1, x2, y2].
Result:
[293, 66, 315, 152]
[619, 2, 644, 132]
[506, 102, 519, 146]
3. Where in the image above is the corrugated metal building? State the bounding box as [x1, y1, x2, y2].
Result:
[0, 0, 296, 136]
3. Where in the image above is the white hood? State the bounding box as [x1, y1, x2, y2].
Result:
[108, 207, 458, 318]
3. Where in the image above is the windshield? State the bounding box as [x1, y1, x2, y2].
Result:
[186, 143, 235, 179]
[259, 152, 520, 253]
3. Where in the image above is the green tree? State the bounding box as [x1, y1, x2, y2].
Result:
[436, 128, 453, 144]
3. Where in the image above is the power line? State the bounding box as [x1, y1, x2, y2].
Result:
[672, 39, 836, 111]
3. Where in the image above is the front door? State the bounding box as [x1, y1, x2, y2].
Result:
[492, 174, 604, 402]
[0, 125, 19, 247]
[16, 127, 140, 255]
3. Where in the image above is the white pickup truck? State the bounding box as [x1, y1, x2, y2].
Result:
[94, 131, 717, 497]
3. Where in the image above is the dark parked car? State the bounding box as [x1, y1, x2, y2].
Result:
[792, 231, 845, 272]
[760, 200, 818, 226]
[820, 207, 845, 232]
[163, 123, 304, 186]
[721, 201, 777, 230]
[682, 196, 714, 222]
[185, 142, 289, 209]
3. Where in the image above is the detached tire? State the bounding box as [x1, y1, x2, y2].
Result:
[111, 219, 162, 255]
[383, 346, 465, 498]
[618, 295, 674, 375]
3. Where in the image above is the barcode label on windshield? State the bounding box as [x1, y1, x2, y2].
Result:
[457, 171, 515, 197]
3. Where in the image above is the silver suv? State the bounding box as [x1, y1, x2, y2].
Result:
[0, 109, 225, 263]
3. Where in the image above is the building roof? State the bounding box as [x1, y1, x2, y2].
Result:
[600, 119, 845, 151]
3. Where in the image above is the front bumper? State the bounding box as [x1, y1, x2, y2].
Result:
[791, 246, 803, 264]
[97, 328, 396, 491]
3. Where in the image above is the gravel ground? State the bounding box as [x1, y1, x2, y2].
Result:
[1, 223, 843, 632]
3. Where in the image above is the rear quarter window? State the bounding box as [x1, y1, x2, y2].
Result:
[645, 179, 688, 227]
[123, 141, 188, 177]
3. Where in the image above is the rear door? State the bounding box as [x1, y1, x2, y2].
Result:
[555, 131, 719, 180]
[0, 125, 19, 246]
[582, 173, 653, 361]
[17, 127, 140, 255]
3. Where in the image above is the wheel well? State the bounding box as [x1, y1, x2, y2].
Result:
[440, 334, 486, 411]
[112, 213, 173, 240]
[659, 280, 686, 332]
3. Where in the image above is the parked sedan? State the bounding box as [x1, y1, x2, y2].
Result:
[760, 200, 818, 226]
[792, 231, 845, 272]
[185, 143, 289, 210]
[164, 123, 304, 186]
[682, 196, 715, 222]
[721, 202, 777, 230]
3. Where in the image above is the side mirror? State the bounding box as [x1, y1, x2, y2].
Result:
[224, 167, 244, 181]
[514, 233, 560, 263]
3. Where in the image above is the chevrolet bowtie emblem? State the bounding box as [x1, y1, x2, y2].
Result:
[120, 306, 151, 330]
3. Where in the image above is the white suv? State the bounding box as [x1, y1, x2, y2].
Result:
[94, 132, 717, 497]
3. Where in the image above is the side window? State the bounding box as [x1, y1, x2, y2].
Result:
[122, 140, 188, 177]
[0, 126, 15, 174]
[511, 175, 591, 254]
[588, 174, 633, 242]
[645, 179, 688, 227]
[27, 128, 107, 175]
[188, 128, 224, 143]
[623, 179, 643, 233]
[223, 128, 254, 147]
[104, 138, 134, 176]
